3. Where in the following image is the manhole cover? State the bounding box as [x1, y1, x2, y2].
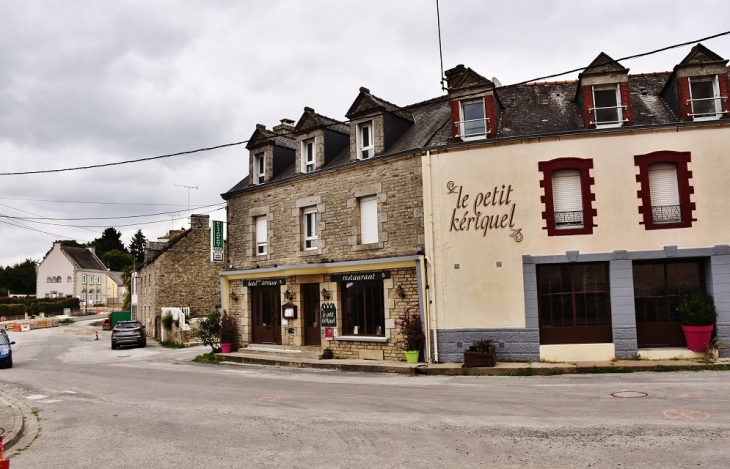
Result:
[611, 391, 647, 398]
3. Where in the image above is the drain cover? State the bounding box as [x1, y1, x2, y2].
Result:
[611, 391, 647, 398]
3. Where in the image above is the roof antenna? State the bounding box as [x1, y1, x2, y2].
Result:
[436, 0, 447, 92]
[174, 184, 198, 226]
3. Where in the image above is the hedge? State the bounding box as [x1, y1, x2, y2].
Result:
[0, 304, 26, 316]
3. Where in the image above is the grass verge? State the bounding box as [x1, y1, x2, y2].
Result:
[193, 352, 224, 364]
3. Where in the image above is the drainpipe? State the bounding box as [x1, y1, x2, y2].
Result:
[423, 150, 440, 363]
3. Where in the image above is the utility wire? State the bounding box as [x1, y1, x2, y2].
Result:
[0, 202, 225, 221]
[1, 30, 728, 178]
[0, 218, 89, 241]
[0, 196, 195, 206]
[0, 203, 100, 234]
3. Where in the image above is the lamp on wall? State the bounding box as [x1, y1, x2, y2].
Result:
[229, 291, 238, 302]
[321, 288, 331, 300]
[395, 285, 406, 299]
[284, 289, 294, 302]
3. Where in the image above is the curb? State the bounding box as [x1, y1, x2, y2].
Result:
[0, 390, 25, 452]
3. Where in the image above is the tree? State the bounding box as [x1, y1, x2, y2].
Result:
[128, 229, 147, 265]
[92, 228, 127, 260]
[101, 249, 134, 272]
[121, 268, 131, 310]
[193, 309, 222, 353]
[3, 259, 38, 294]
[59, 240, 86, 248]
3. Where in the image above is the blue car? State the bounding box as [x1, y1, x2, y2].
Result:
[0, 332, 15, 368]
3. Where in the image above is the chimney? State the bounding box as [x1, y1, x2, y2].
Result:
[273, 118, 295, 136]
[190, 214, 209, 230]
[86, 246, 96, 255]
[444, 64, 467, 90]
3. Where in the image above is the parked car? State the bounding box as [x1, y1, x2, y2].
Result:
[111, 321, 146, 349]
[0, 333, 15, 368]
[102, 317, 111, 331]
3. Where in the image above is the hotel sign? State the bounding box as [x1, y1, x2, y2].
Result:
[245, 278, 286, 287]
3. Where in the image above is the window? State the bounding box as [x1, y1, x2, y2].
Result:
[67, 276, 72, 283]
[96, 290, 101, 302]
[552, 170, 583, 229]
[357, 122, 374, 159]
[96, 275, 101, 285]
[359, 196, 378, 244]
[537, 262, 612, 345]
[254, 153, 265, 184]
[302, 138, 316, 173]
[458, 99, 487, 139]
[255, 216, 267, 255]
[634, 151, 695, 230]
[689, 76, 723, 120]
[46, 276, 52, 283]
[538, 158, 596, 236]
[342, 280, 384, 336]
[81, 291, 86, 302]
[82, 274, 87, 284]
[591, 84, 624, 127]
[303, 207, 318, 250]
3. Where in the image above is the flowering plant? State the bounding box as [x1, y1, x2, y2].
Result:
[219, 310, 237, 345]
[395, 309, 425, 352]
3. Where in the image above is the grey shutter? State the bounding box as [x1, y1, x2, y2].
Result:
[360, 196, 378, 244]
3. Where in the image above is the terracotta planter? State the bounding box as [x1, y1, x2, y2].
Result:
[681, 325, 714, 352]
[220, 342, 233, 354]
[463, 348, 496, 368]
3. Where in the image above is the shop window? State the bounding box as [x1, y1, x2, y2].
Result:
[538, 158, 596, 236]
[634, 151, 695, 230]
[359, 196, 378, 244]
[342, 280, 384, 336]
[537, 262, 612, 345]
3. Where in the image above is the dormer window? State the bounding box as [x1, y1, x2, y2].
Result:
[357, 122, 374, 159]
[254, 153, 265, 185]
[457, 99, 487, 139]
[688, 76, 723, 120]
[302, 138, 316, 173]
[591, 84, 624, 128]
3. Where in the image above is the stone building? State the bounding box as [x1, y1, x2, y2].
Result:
[134, 214, 222, 338]
[222, 43, 730, 363]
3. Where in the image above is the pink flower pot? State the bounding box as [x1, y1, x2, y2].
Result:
[681, 325, 714, 352]
[220, 343, 232, 354]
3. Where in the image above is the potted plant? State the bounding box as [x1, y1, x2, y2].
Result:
[464, 338, 496, 367]
[219, 310, 237, 354]
[676, 291, 717, 352]
[396, 310, 425, 364]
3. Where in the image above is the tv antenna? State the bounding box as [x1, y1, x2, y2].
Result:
[174, 184, 198, 225]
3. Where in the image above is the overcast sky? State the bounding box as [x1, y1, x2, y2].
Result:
[1, 0, 729, 268]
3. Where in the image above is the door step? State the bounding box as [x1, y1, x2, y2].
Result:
[243, 344, 323, 360]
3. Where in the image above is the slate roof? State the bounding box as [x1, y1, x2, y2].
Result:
[135, 230, 192, 271]
[224, 48, 729, 197]
[108, 271, 124, 286]
[61, 246, 107, 271]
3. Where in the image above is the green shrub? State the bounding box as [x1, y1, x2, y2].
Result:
[676, 291, 717, 326]
[161, 312, 174, 330]
[193, 309, 222, 353]
[0, 304, 25, 316]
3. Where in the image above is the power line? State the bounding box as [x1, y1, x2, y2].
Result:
[0, 218, 90, 242]
[0, 202, 225, 221]
[1, 30, 728, 178]
[0, 203, 100, 234]
[0, 196, 194, 206]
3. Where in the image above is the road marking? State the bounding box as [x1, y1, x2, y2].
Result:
[254, 395, 292, 402]
[25, 395, 48, 400]
[663, 409, 710, 421]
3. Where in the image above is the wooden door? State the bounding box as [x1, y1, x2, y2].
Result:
[302, 284, 321, 346]
[251, 286, 281, 344]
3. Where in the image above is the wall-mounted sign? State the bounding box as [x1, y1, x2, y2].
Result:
[446, 180, 523, 243]
[321, 303, 337, 327]
[330, 271, 390, 283]
[323, 327, 335, 340]
[245, 278, 286, 287]
[282, 303, 297, 319]
[211, 220, 224, 262]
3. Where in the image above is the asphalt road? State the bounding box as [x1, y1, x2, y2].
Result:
[2, 321, 730, 468]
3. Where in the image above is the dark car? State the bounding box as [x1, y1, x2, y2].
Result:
[111, 321, 146, 349]
[0, 333, 15, 368]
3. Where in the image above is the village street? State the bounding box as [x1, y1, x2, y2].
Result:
[2, 321, 730, 468]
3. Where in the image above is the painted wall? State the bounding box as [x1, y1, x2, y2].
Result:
[36, 243, 74, 298]
[424, 125, 730, 330]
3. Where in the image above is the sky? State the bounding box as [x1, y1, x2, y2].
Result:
[1, 0, 729, 268]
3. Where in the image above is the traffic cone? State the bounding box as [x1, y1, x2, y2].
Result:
[95, 331, 99, 340]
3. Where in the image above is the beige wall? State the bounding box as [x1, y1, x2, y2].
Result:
[424, 125, 730, 330]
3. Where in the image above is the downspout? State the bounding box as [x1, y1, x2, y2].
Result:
[423, 150, 440, 362]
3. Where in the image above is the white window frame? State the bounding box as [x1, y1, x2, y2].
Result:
[82, 274, 87, 284]
[303, 207, 318, 250]
[302, 138, 316, 173]
[359, 196, 378, 245]
[552, 169, 584, 229]
[688, 76, 724, 121]
[457, 98, 488, 140]
[81, 291, 86, 302]
[357, 122, 374, 159]
[591, 84, 625, 128]
[255, 216, 267, 255]
[96, 275, 101, 285]
[254, 153, 265, 185]
[96, 290, 101, 302]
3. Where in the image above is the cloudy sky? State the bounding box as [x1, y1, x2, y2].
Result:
[1, 0, 729, 268]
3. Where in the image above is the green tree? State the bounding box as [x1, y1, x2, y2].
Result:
[193, 309, 222, 353]
[4, 259, 38, 294]
[121, 268, 131, 310]
[92, 228, 127, 260]
[59, 240, 86, 248]
[128, 229, 147, 265]
[101, 249, 134, 272]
